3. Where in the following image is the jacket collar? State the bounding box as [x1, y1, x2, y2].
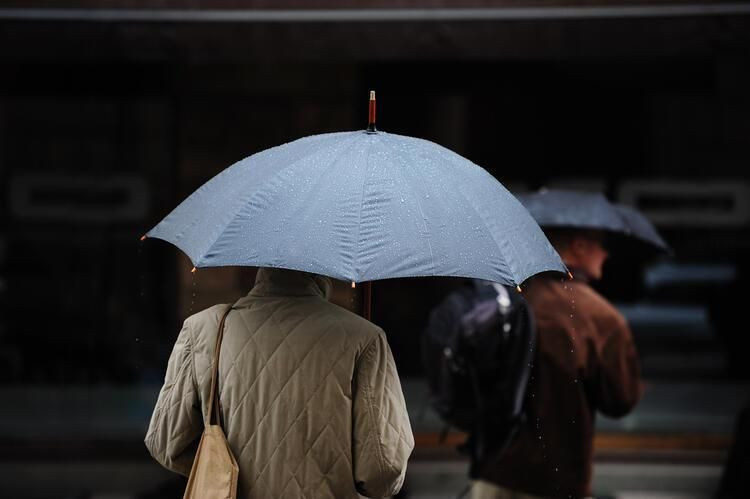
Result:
[567, 267, 592, 284]
[528, 269, 592, 292]
[243, 267, 332, 301]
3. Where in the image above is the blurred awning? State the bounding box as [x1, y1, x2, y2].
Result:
[1, 1, 750, 63]
[2, 1, 750, 22]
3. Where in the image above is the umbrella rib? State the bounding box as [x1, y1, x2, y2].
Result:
[308, 133, 364, 280]
[353, 136, 373, 282]
[385, 136, 437, 275]
[438, 151, 522, 285]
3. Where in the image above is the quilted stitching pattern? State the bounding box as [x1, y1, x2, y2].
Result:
[146, 269, 414, 498]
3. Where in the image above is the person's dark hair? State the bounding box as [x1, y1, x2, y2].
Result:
[544, 229, 575, 252]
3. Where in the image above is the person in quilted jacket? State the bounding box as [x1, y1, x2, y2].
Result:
[145, 267, 415, 498]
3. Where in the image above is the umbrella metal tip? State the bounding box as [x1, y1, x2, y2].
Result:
[351, 281, 356, 288]
[191, 267, 197, 273]
[367, 91, 377, 132]
[516, 285, 523, 293]
[140, 235, 147, 241]
[568, 271, 574, 280]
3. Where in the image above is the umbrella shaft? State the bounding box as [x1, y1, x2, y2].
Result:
[363, 281, 372, 321]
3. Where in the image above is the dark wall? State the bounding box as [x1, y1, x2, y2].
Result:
[1, 14, 749, 383]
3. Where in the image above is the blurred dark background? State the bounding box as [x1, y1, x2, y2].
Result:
[1, 1, 749, 497]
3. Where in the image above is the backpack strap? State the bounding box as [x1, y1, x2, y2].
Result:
[490, 282, 511, 314]
[466, 361, 487, 464]
[207, 304, 234, 427]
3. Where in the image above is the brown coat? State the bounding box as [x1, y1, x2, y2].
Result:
[145, 268, 414, 498]
[476, 274, 642, 498]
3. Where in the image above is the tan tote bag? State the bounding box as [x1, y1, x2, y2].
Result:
[184, 304, 239, 499]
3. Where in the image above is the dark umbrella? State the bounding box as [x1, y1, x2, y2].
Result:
[515, 189, 629, 233]
[516, 188, 670, 254]
[613, 203, 671, 254]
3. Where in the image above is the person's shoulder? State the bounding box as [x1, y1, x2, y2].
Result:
[573, 282, 628, 330]
[315, 299, 384, 338]
[182, 303, 233, 337]
[572, 281, 606, 306]
[167, 304, 230, 360]
[185, 303, 230, 324]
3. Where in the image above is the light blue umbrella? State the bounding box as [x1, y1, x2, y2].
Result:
[146, 131, 565, 286]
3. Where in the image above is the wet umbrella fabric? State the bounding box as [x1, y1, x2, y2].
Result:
[516, 189, 630, 233]
[516, 189, 669, 253]
[147, 131, 565, 286]
[613, 203, 671, 253]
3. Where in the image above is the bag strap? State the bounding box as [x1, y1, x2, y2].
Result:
[208, 304, 234, 426]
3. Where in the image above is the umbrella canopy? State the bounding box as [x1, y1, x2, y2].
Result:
[613, 203, 671, 253]
[147, 130, 565, 286]
[516, 189, 629, 233]
[517, 189, 670, 254]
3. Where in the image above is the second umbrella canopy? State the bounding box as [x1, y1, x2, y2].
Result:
[517, 188, 669, 254]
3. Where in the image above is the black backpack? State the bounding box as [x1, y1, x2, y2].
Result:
[422, 280, 536, 464]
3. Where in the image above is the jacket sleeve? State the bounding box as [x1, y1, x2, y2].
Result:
[144, 319, 203, 476]
[352, 331, 415, 498]
[593, 318, 644, 418]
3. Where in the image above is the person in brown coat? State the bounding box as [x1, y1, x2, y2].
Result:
[472, 229, 643, 499]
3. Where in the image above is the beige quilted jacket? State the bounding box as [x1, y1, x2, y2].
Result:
[145, 268, 414, 498]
